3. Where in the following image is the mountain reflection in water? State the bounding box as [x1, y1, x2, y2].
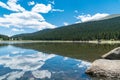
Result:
[0, 45, 91, 80]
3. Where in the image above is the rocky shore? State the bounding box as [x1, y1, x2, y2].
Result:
[86, 47, 120, 79]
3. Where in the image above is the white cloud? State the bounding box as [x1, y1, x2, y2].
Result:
[32, 70, 51, 79]
[76, 13, 109, 22]
[12, 28, 24, 32]
[52, 9, 64, 12]
[0, 11, 56, 30]
[0, 0, 25, 12]
[0, 0, 58, 32]
[32, 4, 52, 13]
[63, 22, 69, 26]
[0, 2, 10, 9]
[28, 1, 35, 6]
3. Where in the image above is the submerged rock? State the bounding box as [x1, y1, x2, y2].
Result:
[102, 47, 120, 60]
[86, 59, 120, 78]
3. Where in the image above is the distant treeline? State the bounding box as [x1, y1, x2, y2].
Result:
[0, 34, 9, 40]
[12, 16, 120, 40]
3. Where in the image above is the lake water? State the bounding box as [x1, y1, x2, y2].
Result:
[0, 42, 120, 80]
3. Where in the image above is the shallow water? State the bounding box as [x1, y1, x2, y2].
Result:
[0, 42, 120, 80]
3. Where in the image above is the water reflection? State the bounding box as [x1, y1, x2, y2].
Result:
[0, 45, 91, 80]
[13, 43, 120, 61]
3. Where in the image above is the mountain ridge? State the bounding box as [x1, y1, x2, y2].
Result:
[12, 15, 120, 40]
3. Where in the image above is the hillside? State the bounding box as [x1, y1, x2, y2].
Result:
[0, 34, 9, 40]
[12, 16, 120, 40]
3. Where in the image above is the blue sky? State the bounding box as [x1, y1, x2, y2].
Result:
[0, 0, 120, 36]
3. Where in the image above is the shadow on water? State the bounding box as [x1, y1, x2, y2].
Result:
[12, 43, 120, 62]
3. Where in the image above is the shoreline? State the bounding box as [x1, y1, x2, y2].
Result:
[0, 40, 120, 44]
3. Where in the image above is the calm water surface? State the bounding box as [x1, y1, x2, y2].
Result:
[0, 42, 120, 80]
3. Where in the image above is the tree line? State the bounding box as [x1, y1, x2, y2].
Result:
[12, 16, 120, 41]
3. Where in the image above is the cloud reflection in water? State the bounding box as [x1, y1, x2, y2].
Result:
[0, 45, 91, 80]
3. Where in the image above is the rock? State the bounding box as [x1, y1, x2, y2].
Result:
[86, 47, 120, 79]
[102, 47, 120, 60]
[86, 59, 120, 78]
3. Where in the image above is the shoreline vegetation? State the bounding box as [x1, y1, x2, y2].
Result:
[0, 40, 120, 44]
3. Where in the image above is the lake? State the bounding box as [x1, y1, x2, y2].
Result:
[0, 42, 120, 80]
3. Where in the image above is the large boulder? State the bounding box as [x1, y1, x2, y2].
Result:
[86, 59, 120, 78]
[102, 47, 120, 60]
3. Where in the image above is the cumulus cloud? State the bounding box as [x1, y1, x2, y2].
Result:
[0, 11, 56, 30]
[28, 1, 35, 6]
[76, 13, 109, 22]
[0, 0, 57, 32]
[0, 2, 9, 9]
[32, 4, 52, 13]
[0, 0, 25, 12]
